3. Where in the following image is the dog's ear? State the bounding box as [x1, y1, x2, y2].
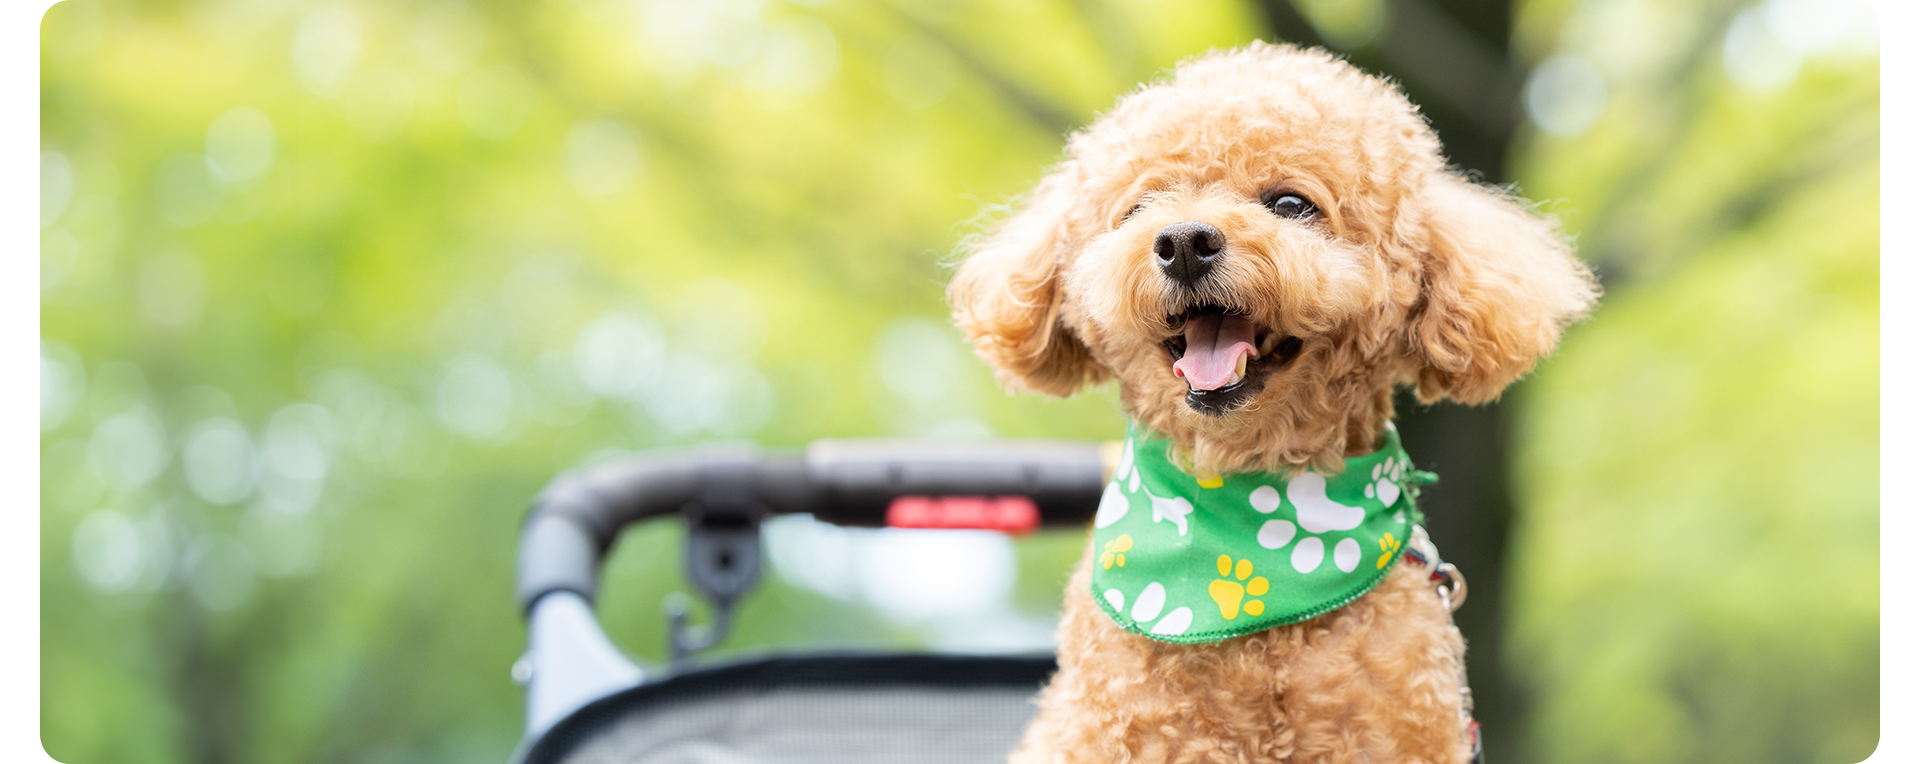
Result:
[1407, 174, 1599, 404]
[948, 166, 1107, 397]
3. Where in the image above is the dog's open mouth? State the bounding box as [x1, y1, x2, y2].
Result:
[1163, 305, 1305, 416]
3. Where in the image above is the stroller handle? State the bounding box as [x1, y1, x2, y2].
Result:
[515, 438, 1108, 614]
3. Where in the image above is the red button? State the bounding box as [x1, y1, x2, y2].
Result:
[885, 495, 1040, 533]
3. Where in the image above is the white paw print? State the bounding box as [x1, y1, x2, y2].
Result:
[1362, 457, 1410, 508]
[1148, 492, 1193, 536]
[1108, 581, 1193, 636]
[1288, 473, 1365, 533]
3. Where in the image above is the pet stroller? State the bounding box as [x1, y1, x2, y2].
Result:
[510, 438, 1109, 764]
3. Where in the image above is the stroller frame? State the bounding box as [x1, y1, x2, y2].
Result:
[511, 438, 1107, 763]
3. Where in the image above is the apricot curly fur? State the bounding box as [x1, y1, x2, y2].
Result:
[1012, 551, 1471, 764]
[948, 43, 1597, 764]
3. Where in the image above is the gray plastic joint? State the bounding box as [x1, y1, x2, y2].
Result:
[515, 514, 601, 613]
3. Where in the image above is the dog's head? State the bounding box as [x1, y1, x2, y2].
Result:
[949, 43, 1597, 473]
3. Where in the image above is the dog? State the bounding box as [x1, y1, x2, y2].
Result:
[947, 43, 1597, 763]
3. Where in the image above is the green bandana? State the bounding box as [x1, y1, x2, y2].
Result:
[1090, 422, 1434, 644]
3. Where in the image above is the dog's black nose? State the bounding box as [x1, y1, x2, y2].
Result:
[1154, 221, 1225, 286]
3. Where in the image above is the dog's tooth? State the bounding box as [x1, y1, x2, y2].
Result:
[1229, 370, 1243, 386]
[1235, 354, 1248, 377]
[1259, 333, 1281, 354]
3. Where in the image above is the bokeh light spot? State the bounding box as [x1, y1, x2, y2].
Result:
[293, 7, 363, 97]
[260, 404, 335, 514]
[436, 355, 516, 438]
[573, 313, 665, 401]
[561, 120, 642, 198]
[88, 407, 168, 491]
[1761, 0, 1880, 58]
[204, 107, 277, 183]
[184, 417, 256, 506]
[765, 518, 1018, 624]
[873, 317, 961, 405]
[72, 510, 144, 593]
[1525, 54, 1608, 137]
[856, 529, 1014, 622]
[42, 150, 73, 227]
[40, 339, 86, 433]
[1723, 8, 1800, 95]
[642, 353, 773, 437]
[738, 17, 838, 94]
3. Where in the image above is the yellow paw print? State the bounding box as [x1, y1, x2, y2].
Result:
[1376, 531, 1403, 569]
[1207, 554, 1269, 619]
[1100, 534, 1134, 570]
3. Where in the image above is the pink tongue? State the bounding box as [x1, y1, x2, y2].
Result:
[1172, 313, 1258, 391]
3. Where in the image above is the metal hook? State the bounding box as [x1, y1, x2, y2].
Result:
[1435, 562, 1467, 612]
[666, 593, 735, 669]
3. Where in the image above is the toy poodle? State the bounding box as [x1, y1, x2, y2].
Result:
[947, 43, 1597, 763]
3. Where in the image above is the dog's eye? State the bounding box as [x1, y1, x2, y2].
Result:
[1267, 194, 1317, 220]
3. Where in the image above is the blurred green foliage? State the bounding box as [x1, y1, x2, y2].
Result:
[1507, 1, 1878, 762]
[39, 0, 1877, 763]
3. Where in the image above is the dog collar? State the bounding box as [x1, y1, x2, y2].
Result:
[1090, 421, 1434, 643]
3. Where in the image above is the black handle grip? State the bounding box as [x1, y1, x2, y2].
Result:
[515, 439, 1107, 614]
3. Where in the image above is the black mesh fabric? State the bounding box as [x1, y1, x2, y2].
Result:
[523, 654, 1056, 764]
